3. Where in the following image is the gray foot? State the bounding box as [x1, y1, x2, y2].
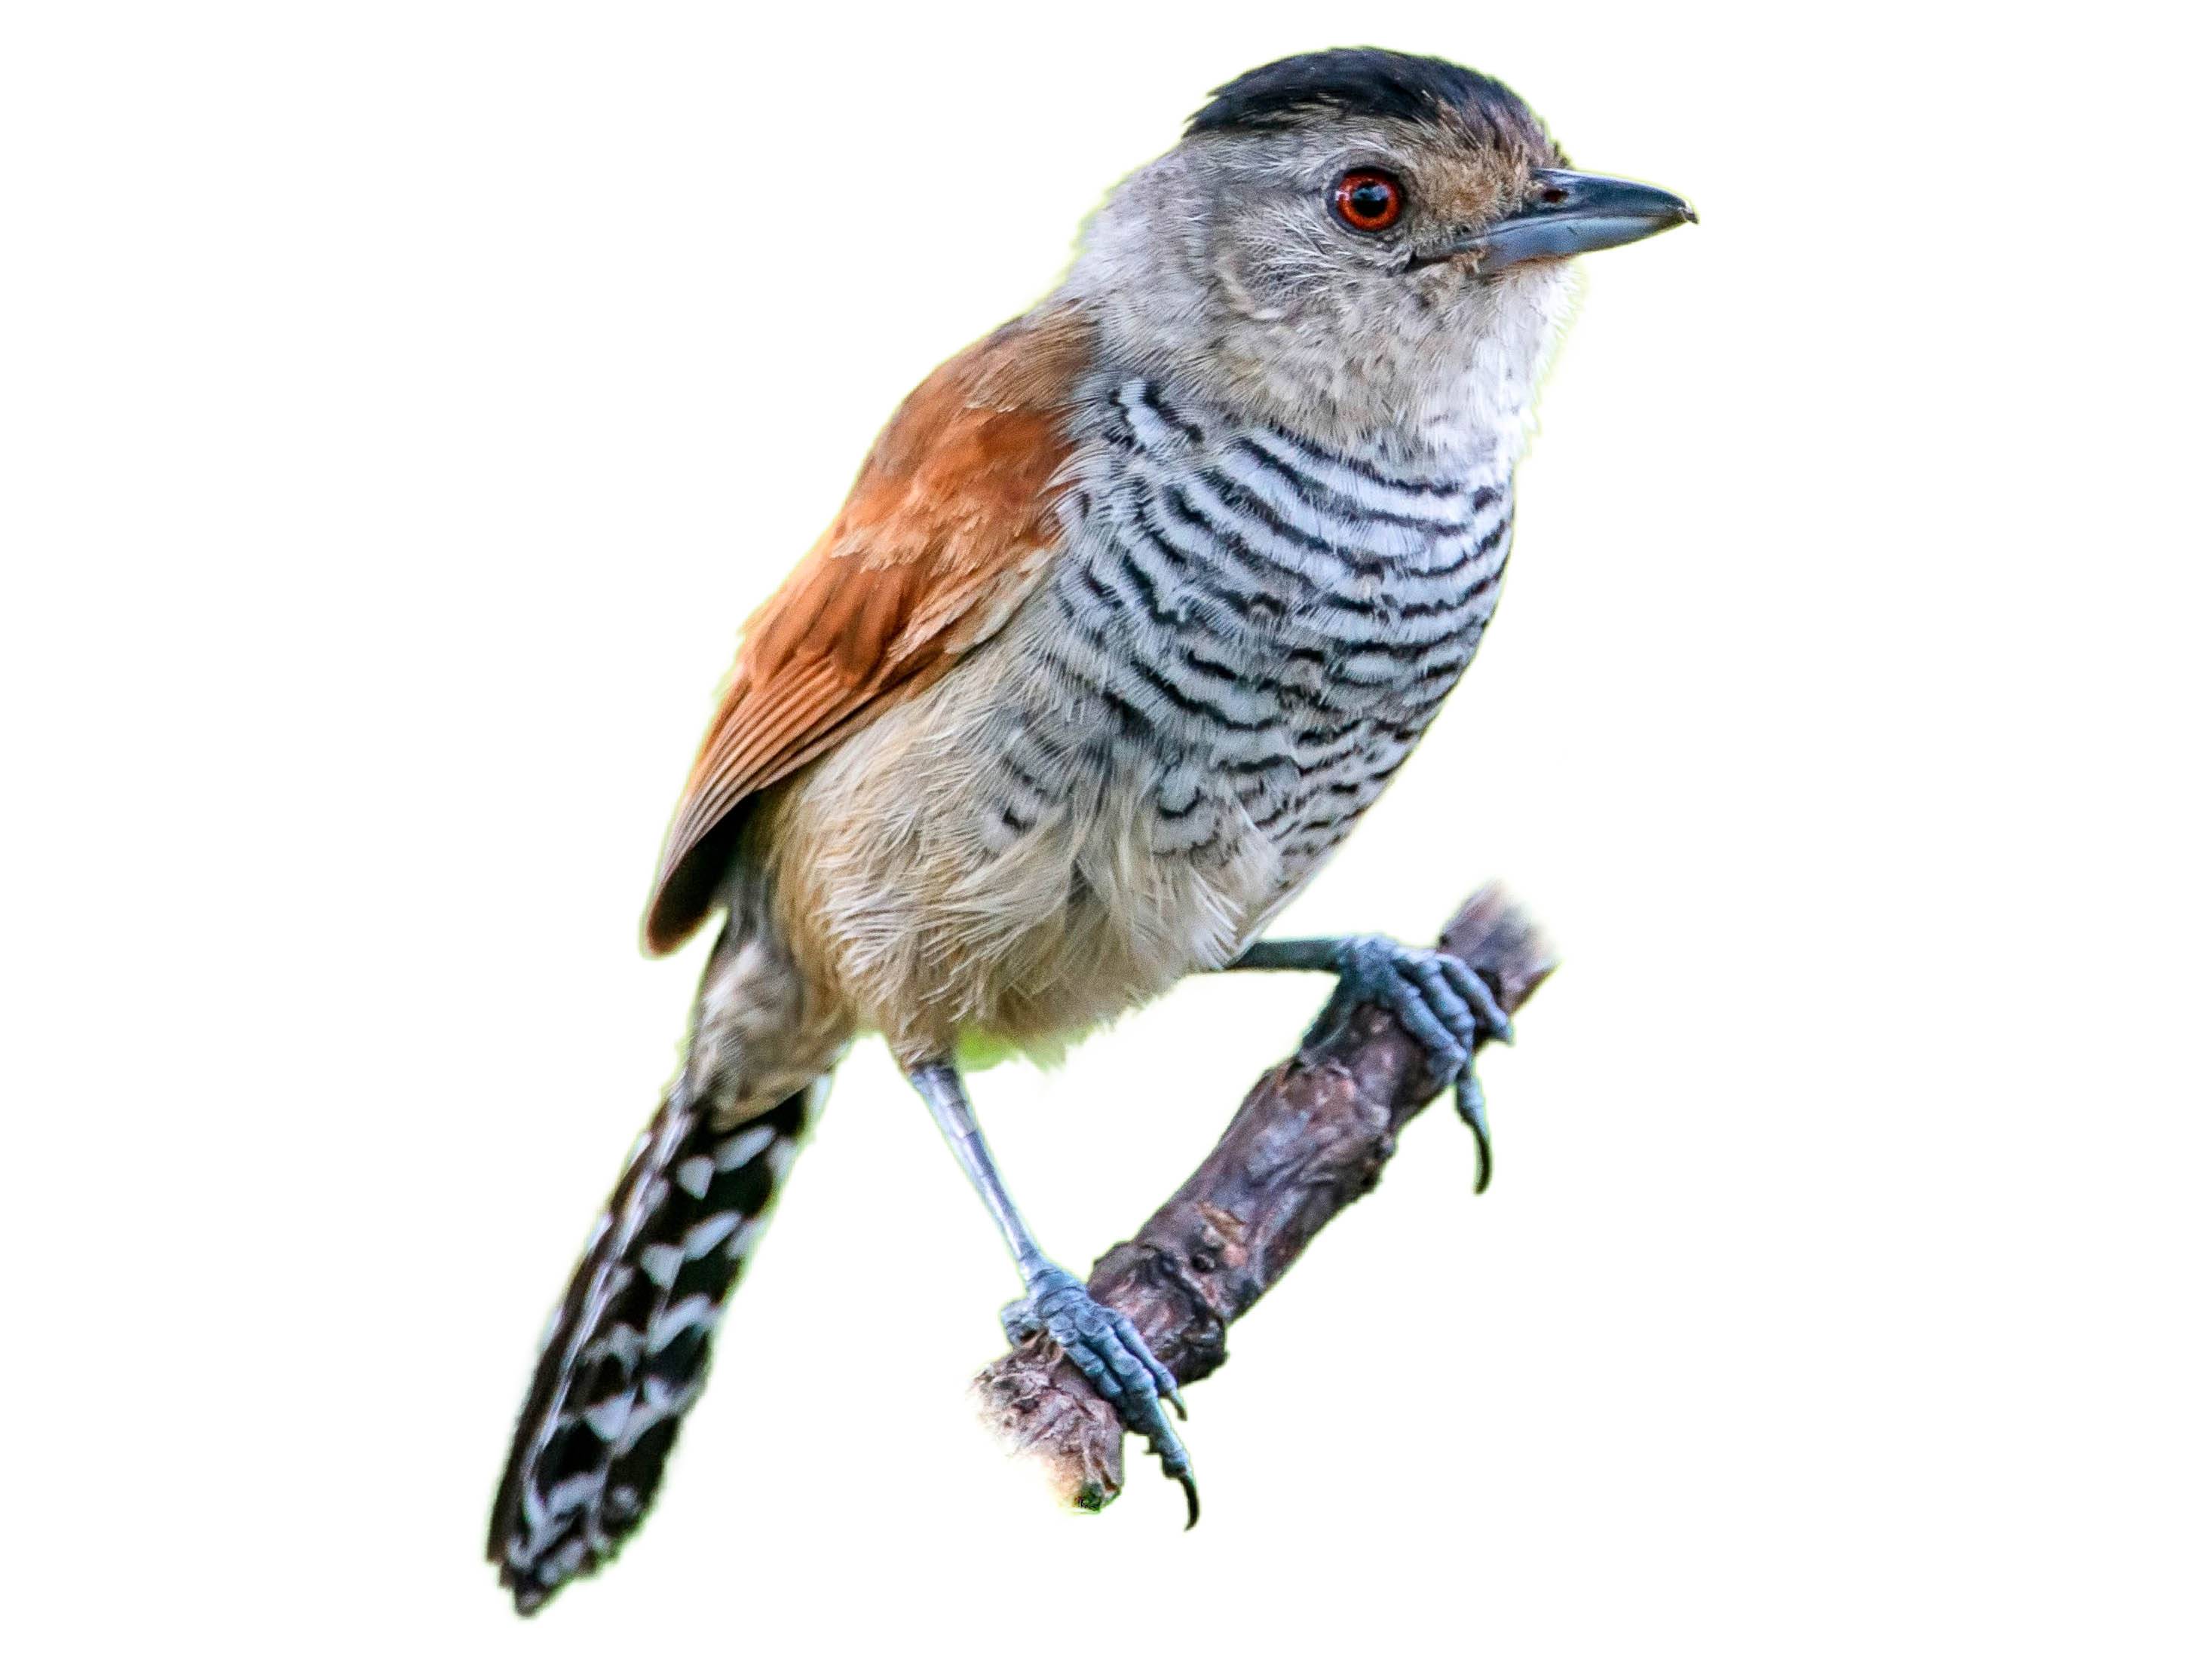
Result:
[1006, 1265, 1198, 1526]
[1317, 935, 1514, 1195]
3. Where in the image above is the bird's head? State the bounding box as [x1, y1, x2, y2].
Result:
[1070, 49, 1693, 444]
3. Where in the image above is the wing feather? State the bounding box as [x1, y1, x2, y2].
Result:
[642, 306, 1091, 954]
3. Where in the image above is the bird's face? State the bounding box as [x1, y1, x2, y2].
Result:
[1072, 52, 1693, 446]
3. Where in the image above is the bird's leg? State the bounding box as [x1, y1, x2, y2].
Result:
[1225, 935, 1514, 1194]
[906, 1061, 1198, 1524]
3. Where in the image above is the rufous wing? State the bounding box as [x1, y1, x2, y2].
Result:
[642, 307, 1091, 954]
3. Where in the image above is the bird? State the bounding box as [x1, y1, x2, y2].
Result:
[487, 46, 1693, 1613]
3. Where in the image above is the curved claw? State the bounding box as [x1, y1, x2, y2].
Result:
[1455, 1061, 1494, 1196]
[1108, 1304, 1187, 1421]
[1436, 953, 1513, 1048]
[999, 1296, 1042, 1348]
[1329, 935, 1511, 1088]
[1253, 933, 1513, 1197]
[1018, 1266, 1199, 1516]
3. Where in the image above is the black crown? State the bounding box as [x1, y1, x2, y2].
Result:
[1188, 47, 1553, 158]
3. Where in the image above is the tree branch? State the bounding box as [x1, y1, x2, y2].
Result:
[973, 883, 1560, 1510]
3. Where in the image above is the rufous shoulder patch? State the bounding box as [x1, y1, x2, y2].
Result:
[642, 304, 1092, 954]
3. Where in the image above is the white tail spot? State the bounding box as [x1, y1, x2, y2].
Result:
[673, 1156, 714, 1199]
[714, 1125, 778, 1171]
[684, 1211, 742, 1259]
[636, 1244, 682, 1289]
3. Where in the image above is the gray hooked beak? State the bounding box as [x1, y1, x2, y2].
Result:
[1420, 168, 1696, 274]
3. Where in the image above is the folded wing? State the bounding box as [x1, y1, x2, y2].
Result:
[643, 308, 1090, 954]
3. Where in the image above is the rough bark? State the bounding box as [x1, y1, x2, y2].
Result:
[973, 883, 1558, 1509]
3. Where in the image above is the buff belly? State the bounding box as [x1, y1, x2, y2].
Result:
[756, 632, 1287, 1069]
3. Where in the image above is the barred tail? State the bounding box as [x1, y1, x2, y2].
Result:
[487, 1077, 820, 1613]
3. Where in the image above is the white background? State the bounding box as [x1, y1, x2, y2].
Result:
[5, 3, 2205, 1653]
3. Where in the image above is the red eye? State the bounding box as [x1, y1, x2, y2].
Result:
[1331, 170, 1405, 232]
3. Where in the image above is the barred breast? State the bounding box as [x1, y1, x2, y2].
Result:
[767, 370, 1517, 1058]
[1009, 372, 1513, 902]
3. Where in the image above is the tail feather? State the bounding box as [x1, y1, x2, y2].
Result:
[488, 1079, 820, 1613]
